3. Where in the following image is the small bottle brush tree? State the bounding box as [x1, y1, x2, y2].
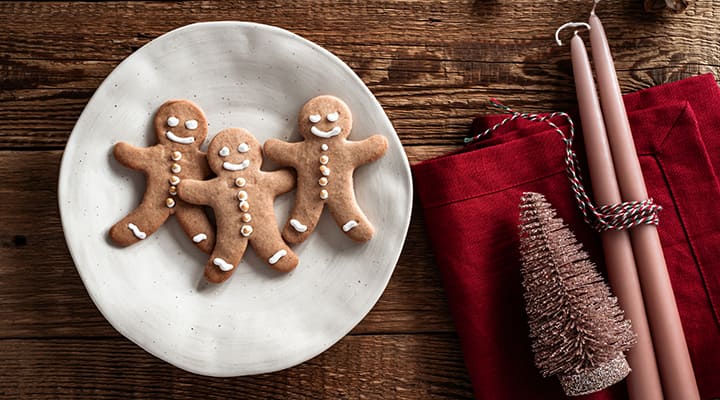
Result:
[518, 192, 636, 396]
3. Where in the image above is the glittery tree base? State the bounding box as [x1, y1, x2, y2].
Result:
[559, 356, 631, 396]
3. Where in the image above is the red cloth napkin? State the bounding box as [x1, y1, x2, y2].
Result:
[411, 74, 720, 400]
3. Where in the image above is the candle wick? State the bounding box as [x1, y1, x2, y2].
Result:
[591, 0, 600, 15]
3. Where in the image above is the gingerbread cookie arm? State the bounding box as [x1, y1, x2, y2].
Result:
[113, 142, 154, 171]
[176, 179, 216, 207]
[250, 224, 299, 273]
[326, 184, 375, 242]
[263, 139, 303, 168]
[109, 193, 172, 247]
[263, 169, 296, 197]
[344, 135, 388, 166]
[175, 204, 216, 254]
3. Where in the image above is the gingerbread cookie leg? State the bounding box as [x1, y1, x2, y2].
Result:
[204, 230, 248, 284]
[326, 188, 375, 242]
[251, 224, 299, 273]
[175, 204, 216, 254]
[282, 185, 325, 244]
[109, 194, 171, 247]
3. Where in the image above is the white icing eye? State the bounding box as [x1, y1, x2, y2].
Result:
[219, 146, 230, 157]
[327, 112, 339, 122]
[309, 114, 321, 123]
[167, 116, 179, 127]
[185, 119, 198, 130]
[237, 143, 250, 153]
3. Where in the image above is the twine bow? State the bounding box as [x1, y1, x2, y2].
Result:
[464, 100, 661, 232]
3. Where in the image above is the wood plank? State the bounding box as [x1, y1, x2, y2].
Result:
[0, 1, 718, 148]
[0, 150, 455, 338]
[0, 334, 473, 399]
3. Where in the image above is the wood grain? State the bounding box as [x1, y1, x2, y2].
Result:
[0, 335, 473, 399]
[1, 0, 718, 398]
[1, 1, 718, 148]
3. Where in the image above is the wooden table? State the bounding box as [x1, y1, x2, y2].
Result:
[1, 1, 717, 398]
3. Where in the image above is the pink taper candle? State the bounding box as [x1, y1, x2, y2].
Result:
[570, 32, 664, 400]
[588, 11, 700, 400]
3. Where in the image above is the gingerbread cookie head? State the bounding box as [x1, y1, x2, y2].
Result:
[206, 128, 263, 176]
[297, 95, 353, 141]
[153, 99, 208, 147]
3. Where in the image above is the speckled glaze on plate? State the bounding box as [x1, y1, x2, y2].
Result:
[58, 22, 412, 377]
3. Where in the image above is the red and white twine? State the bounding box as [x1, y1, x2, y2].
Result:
[464, 100, 661, 232]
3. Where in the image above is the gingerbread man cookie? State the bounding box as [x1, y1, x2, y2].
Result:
[264, 95, 388, 244]
[177, 128, 299, 283]
[109, 99, 216, 254]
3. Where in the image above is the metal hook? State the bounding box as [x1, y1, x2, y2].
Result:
[554, 22, 591, 46]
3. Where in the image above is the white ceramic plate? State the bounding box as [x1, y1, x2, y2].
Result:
[58, 22, 412, 377]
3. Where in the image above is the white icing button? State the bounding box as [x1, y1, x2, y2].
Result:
[213, 257, 234, 272]
[219, 146, 230, 157]
[241, 225, 253, 237]
[237, 190, 248, 201]
[166, 198, 176, 208]
[237, 143, 250, 153]
[167, 116, 179, 127]
[171, 151, 182, 161]
[169, 175, 181, 185]
[309, 114, 321, 123]
[319, 177, 328, 187]
[127, 223, 146, 240]
[268, 249, 287, 265]
[242, 213, 252, 223]
[327, 112, 339, 122]
[239, 200, 250, 212]
[193, 233, 207, 243]
[290, 219, 308, 233]
[185, 119, 198, 130]
[320, 155, 329, 165]
[235, 177, 246, 187]
[320, 165, 331, 176]
[320, 189, 329, 200]
[321, 144, 329, 151]
[171, 163, 182, 173]
[169, 186, 177, 195]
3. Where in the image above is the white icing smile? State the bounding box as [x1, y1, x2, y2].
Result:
[310, 126, 342, 138]
[222, 160, 250, 171]
[165, 130, 195, 144]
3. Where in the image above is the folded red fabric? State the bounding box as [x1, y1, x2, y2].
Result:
[412, 74, 720, 399]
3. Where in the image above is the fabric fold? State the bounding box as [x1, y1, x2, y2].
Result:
[412, 74, 720, 399]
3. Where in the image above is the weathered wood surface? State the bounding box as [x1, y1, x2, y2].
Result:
[0, 0, 717, 398]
